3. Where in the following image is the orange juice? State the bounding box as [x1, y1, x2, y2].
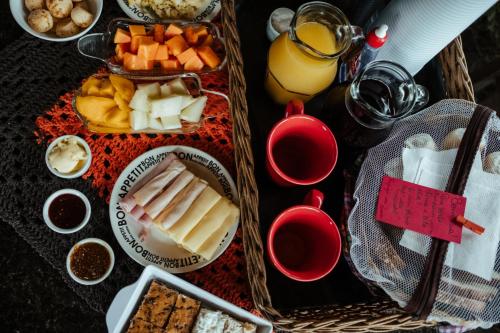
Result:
[265, 22, 340, 104]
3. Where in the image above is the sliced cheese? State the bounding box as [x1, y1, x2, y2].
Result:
[133, 159, 186, 206]
[156, 179, 207, 230]
[196, 204, 239, 260]
[167, 186, 221, 243]
[182, 198, 231, 253]
[144, 170, 194, 219]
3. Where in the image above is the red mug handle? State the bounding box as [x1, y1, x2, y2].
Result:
[304, 189, 324, 209]
[285, 99, 305, 118]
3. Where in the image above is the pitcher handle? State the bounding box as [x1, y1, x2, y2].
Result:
[77, 33, 108, 64]
[413, 84, 429, 113]
[285, 99, 304, 118]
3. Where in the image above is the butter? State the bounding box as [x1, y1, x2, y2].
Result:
[48, 138, 88, 174]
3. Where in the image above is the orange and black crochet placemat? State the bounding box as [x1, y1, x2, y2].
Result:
[0, 3, 252, 315]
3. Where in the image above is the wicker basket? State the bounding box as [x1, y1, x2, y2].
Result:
[221, 0, 476, 331]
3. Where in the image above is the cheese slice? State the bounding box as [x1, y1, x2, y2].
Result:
[167, 186, 221, 243]
[156, 179, 207, 230]
[133, 159, 185, 206]
[196, 204, 239, 260]
[182, 198, 231, 253]
[144, 170, 194, 219]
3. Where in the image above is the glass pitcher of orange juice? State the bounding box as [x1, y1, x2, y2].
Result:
[265, 2, 360, 104]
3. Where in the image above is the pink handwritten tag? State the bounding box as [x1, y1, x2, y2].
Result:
[375, 176, 466, 243]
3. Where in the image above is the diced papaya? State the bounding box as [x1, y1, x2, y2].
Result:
[75, 96, 117, 125]
[165, 35, 188, 56]
[114, 28, 131, 43]
[153, 24, 165, 43]
[130, 35, 154, 53]
[160, 59, 181, 70]
[197, 46, 221, 69]
[109, 74, 135, 102]
[115, 43, 130, 62]
[99, 79, 116, 98]
[129, 25, 146, 37]
[137, 40, 159, 61]
[81, 77, 101, 96]
[184, 27, 199, 46]
[177, 47, 198, 65]
[200, 34, 213, 47]
[165, 24, 183, 39]
[154, 44, 169, 61]
[184, 54, 204, 71]
[124, 52, 154, 71]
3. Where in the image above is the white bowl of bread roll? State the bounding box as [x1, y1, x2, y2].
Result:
[10, 0, 103, 42]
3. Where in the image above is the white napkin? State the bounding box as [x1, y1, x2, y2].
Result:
[400, 148, 500, 281]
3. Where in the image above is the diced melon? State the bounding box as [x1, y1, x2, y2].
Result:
[197, 46, 221, 69]
[128, 89, 151, 113]
[137, 40, 159, 61]
[148, 116, 164, 130]
[114, 28, 132, 43]
[160, 115, 182, 130]
[130, 110, 148, 130]
[180, 95, 196, 109]
[136, 82, 161, 98]
[165, 23, 183, 39]
[130, 35, 154, 53]
[184, 54, 205, 71]
[150, 95, 183, 118]
[165, 35, 188, 56]
[167, 78, 189, 95]
[160, 59, 181, 71]
[177, 47, 198, 65]
[129, 25, 146, 37]
[180, 95, 207, 122]
[160, 83, 173, 97]
[154, 44, 169, 61]
[153, 24, 165, 43]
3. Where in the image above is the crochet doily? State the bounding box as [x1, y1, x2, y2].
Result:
[1, 3, 252, 314]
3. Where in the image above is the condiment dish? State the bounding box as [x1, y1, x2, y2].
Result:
[66, 238, 115, 286]
[43, 188, 91, 234]
[45, 135, 92, 179]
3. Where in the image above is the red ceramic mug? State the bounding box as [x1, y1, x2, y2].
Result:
[267, 189, 341, 282]
[266, 99, 338, 186]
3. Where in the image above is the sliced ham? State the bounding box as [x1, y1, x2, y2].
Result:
[133, 159, 186, 207]
[120, 153, 177, 212]
[130, 205, 145, 221]
[144, 170, 195, 219]
[156, 179, 208, 230]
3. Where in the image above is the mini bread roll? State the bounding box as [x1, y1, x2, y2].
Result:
[442, 128, 486, 151]
[28, 9, 53, 32]
[55, 17, 80, 37]
[46, 0, 73, 19]
[71, 6, 93, 28]
[25, 0, 45, 11]
[485, 152, 500, 175]
[404, 133, 437, 150]
[73, 1, 89, 10]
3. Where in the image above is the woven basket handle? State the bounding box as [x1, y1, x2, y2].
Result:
[404, 104, 494, 319]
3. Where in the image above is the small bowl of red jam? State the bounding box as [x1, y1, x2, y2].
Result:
[66, 238, 115, 285]
[43, 189, 91, 234]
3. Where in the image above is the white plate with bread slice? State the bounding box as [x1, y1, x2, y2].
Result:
[110, 145, 239, 273]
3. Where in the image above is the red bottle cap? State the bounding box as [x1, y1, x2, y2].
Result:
[366, 24, 388, 48]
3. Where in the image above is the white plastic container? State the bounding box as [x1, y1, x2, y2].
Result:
[106, 265, 273, 333]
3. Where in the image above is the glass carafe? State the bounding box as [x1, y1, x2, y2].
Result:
[324, 61, 429, 148]
[265, 1, 360, 104]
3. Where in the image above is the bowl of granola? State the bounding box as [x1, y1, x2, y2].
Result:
[117, 0, 221, 22]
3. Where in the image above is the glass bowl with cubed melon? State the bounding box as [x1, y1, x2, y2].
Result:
[77, 18, 226, 76]
[72, 73, 228, 134]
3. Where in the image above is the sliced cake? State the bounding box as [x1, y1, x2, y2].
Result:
[133, 280, 178, 328]
[165, 294, 201, 333]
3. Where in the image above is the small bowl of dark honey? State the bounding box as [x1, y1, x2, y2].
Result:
[66, 238, 115, 285]
[43, 189, 91, 234]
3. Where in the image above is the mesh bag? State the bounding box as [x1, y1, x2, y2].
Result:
[348, 99, 500, 329]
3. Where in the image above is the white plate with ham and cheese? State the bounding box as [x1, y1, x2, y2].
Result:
[110, 145, 239, 273]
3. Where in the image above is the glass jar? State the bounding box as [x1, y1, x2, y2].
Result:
[324, 61, 429, 148]
[264, 1, 360, 104]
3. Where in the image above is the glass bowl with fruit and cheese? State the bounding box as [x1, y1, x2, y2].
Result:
[72, 73, 228, 134]
[77, 18, 226, 77]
